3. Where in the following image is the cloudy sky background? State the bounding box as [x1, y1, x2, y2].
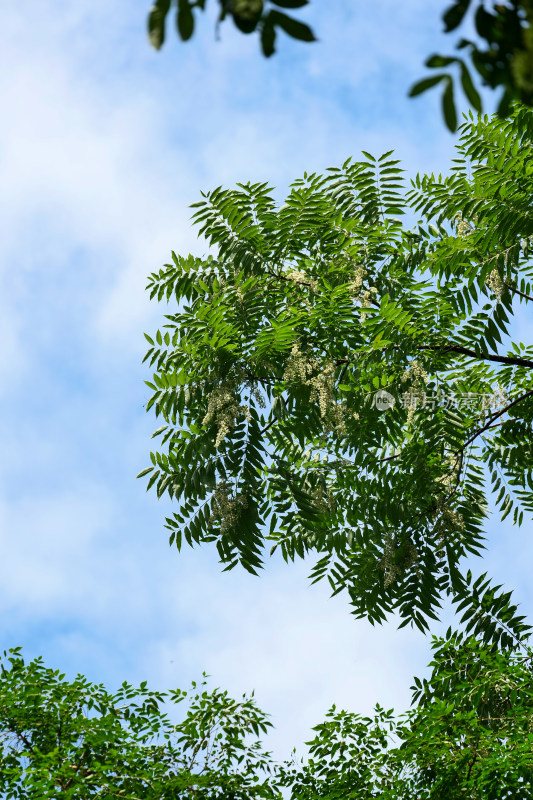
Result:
[1, 0, 532, 759]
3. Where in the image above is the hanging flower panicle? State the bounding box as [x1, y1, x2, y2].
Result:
[455, 211, 473, 237]
[347, 266, 378, 322]
[209, 481, 248, 533]
[380, 532, 418, 587]
[486, 268, 505, 299]
[203, 383, 250, 448]
[286, 269, 318, 292]
[284, 344, 346, 435]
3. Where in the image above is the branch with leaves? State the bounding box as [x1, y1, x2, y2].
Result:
[141, 108, 533, 645]
[147, 1, 533, 131]
[148, 0, 315, 58]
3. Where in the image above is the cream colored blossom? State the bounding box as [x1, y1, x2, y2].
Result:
[311, 483, 336, 514]
[486, 269, 505, 299]
[380, 532, 418, 587]
[455, 212, 473, 237]
[283, 343, 318, 383]
[436, 454, 459, 489]
[347, 265, 366, 295]
[432, 505, 465, 558]
[202, 383, 250, 448]
[347, 266, 377, 322]
[286, 269, 318, 292]
[401, 360, 429, 386]
[284, 343, 347, 435]
[209, 481, 248, 533]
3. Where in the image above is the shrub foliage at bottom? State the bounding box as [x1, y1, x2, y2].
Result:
[1, 638, 532, 798]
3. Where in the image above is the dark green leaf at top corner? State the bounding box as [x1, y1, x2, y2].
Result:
[148, 0, 172, 50]
[177, 0, 195, 41]
[271, 0, 309, 7]
[442, 0, 471, 33]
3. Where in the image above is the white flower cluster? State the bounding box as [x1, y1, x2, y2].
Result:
[347, 264, 366, 295]
[436, 455, 459, 489]
[485, 268, 505, 299]
[209, 481, 248, 534]
[283, 344, 345, 434]
[455, 211, 473, 237]
[347, 265, 378, 322]
[283, 342, 318, 383]
[203, 383, 250, 448]
[308, 363, 335, 417]
[400, 361, 429, 424]
[311, 483, 336, 514]
[380, 532, 418, 588]
[432, 506, 465, 558]
[286, 269, 318, 293]
[401, 360, 429, 386]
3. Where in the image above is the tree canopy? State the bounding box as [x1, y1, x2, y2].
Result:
[147, 1, 533, 131]
[140, 106, 533, 647]
[2, 638, 533, 797]
[0, 648, 277, 799]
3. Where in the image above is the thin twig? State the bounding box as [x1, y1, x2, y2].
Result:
[457, 388, 533, 452]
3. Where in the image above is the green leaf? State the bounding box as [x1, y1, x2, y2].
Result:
[409, 74, 447, 97]
[426, 54, 459, 68]
[442, 0, 471, 32]
[177, 0, 194, 41]
[459, 61, 482, 112]
[147, 0, 171, 50]
[261, 17, 276, 57]
[271, 0, 309, 7]
[269, 9, 316, 41]
[442, 77, 457, 132]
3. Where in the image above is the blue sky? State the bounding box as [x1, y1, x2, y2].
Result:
[1, 0, 532, 760]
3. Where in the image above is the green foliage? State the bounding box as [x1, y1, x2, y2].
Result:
[3, 641, 533, 797]
[146, 1, 533, 130]
[142, 108, 533, 646]
[397, 631, 533, 798]
[411, 1, 533, 131]
[0, 648, 278, 799]
[147, 0, 315, 57]
[278, 632, 533, 798]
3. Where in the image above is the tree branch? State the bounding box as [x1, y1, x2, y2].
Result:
[458, 388, 533, 452]
[419, 343, 533, 369]
[505, 283, 533, 303]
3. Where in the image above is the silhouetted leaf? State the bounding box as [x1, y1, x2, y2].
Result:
[442, 76, 457, 131]
[147, 0, 171, 50]
[177, 0, 194, 41]
[261, 16, 277, 57]
[409, 73, 447, 97]
[269, 9, 316, 41]
[442, 0, 472, 32]
[271, 0, 308, 7]
[460, 60, 482, 111]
